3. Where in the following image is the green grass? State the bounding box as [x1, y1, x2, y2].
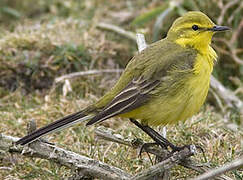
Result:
[0, 0, 242, 179]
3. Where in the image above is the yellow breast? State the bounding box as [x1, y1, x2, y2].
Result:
[164, 46, 217, 125]
[120, 46, 217, 127]
[177, 51, 213, 123]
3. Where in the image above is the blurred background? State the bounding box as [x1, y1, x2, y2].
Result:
[0, 0, 242, 179]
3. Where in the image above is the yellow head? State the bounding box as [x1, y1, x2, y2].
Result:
[167, 11, 230, 52]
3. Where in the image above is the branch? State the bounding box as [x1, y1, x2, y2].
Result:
[182, 159, 233, 180]
[210, 76, 243, 109]
[131, 146, 195, 180]
[97, 22, 137, 42]
[217, 0, 239, 25]
[55, 69, 123, 83]
[191, 156, 243, 180]
[0, 133, 131, 180]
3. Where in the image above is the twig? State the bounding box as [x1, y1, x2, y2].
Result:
[191, 156, 243, 180]
[97, 22, 137, 42]
[209, 88, 226, 113]
[131, 146, 195, 180]
[95, 126, 132, 147]
[230, 18, 243, 45]
[55, 69, 123, 83]
[217, 0, 239, 25]
[0, 167, 12, 171]
[227, 1, 243, 24]
[210, 76, 243, 109]
[1, 123, 233, 180]
[136, 33, 147, 52]
[182, 159, 233, 180]
[0, 133, 131, 180]
[214, 37, 243, 66]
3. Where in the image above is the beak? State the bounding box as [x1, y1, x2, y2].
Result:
[208, 25, 231, 32]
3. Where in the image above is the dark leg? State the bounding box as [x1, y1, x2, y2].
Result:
[130, 118, 179, 151]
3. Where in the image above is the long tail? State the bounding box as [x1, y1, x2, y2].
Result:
[15, 110, 94, 145]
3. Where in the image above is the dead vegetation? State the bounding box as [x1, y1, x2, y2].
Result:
[0, 0, 242, 179]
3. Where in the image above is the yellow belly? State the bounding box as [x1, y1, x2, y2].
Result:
[119, 53, 212, 126]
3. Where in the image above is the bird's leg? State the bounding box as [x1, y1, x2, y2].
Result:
[129, 118, 179, 152]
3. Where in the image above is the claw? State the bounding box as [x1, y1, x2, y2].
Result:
[195, 145, 204, 153]
[171, 144, 192, 153]
[139, 142, 159, 157]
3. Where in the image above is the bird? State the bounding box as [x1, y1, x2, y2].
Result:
[16, 11, 230, 151]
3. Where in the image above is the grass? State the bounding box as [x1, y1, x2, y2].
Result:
[0, 0, 242, 179]
[0, 86, 242, 179]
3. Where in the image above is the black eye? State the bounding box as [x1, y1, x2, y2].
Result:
[192, 25, 199, 31]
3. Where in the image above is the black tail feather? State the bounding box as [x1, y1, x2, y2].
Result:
[16, 111, 90, 145]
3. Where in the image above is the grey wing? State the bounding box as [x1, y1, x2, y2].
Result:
[86, 76, 160, 125]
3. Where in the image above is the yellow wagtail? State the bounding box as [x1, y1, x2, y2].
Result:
[16, 11, 230, 151]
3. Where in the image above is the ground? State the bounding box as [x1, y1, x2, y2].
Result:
[0, 0, 242, 179]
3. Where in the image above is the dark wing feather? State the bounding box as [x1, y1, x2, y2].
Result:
[86, 77, 160, 125]
[16, 110, 92, 145]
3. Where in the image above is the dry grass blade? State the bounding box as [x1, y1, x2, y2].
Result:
[191, 156, 243, 180]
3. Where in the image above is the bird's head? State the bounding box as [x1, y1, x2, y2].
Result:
[167, 11, 230, 52]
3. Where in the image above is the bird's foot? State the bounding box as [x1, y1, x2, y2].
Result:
[170, 144, 204, 153]
[170, 144, 190, 153]
[139, 142, 166, 157]
[139, 142, 203, 160]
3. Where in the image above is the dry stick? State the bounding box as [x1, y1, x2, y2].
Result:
[132, 147, 195, 180]
[1, 126, 195, 180]
[191, 156, 243, 180]
[214, 37, 243, 66]
[0, 133, 131, 180]
[182, 160, 232, 180]
[95, 126, 170, 159]
[227, 1, 243, 24]
[55, 69, 123, 83]
[217, 0, 239, 25]
[97, 22, 137, 42]
[210, 76, 243, 109]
